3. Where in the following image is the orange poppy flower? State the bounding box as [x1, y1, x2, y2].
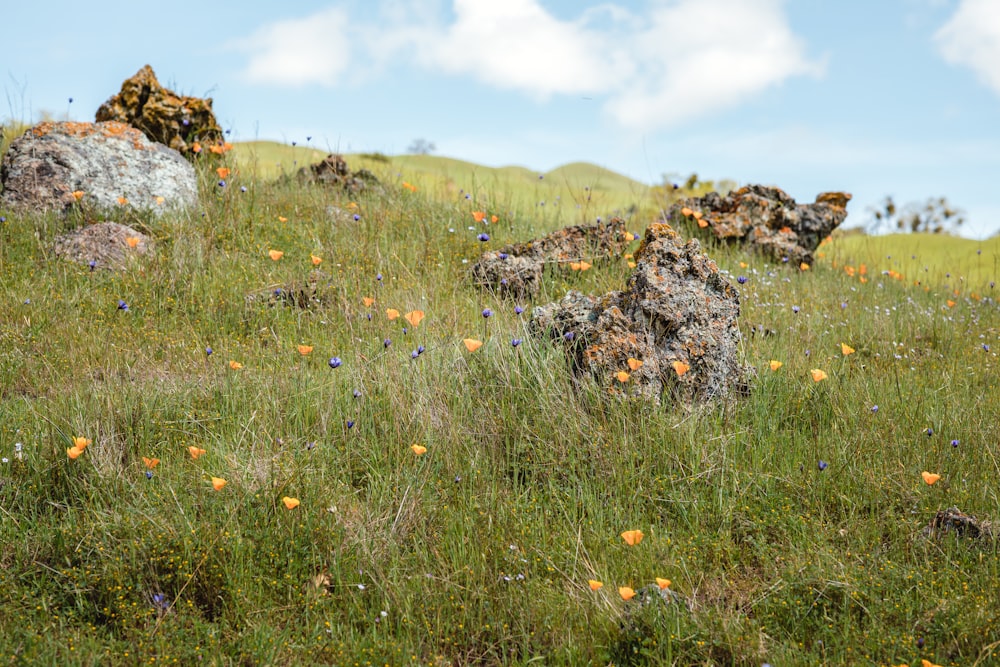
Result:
[921, 471, 941, 485]
[588, 580, 604, 590]
[627, 358, 643, 371]
[810, 369, 828, 382]
[841, 343, 855, 356]
[209, 144, 225, 155]
[282, 496, 300, 509]
[72, 436, 92, 450]
[126, 236, 140, 248]
[922, 658, 942, 667]
[278, 216, 288, 223]
[671, 360, 690, 376]
[621, 529, 644, 546]
[216, 167, 230, 180]
[117, 196, 129, 206]
[72, 190, 84, 201]
[946, 300, 956, 308]
[800, 262, 810, 271]
[362, 297, 375, 307]
[698, 219, 709, 228]
[347, 202, 358, 210]
[472, 211, 486, 223]
[463, 338, 483, 352]
[188, 446, 207, 460]
[411, 444, 427, 456]
[402, 181, 417, 192]
[297, 345, 313, 356]
[386, 308, 400, 320]
[739, 262, 748, 268]
[578, 261, 591, 271]
[268, 249, 284, 261]
[404, 310, 425, 327]
[67, 446, 84, 459]
[680, 207, 693, 217]
[211, 477, 227, 491]
[656, 578, 671, 590]
[570, 262, 581, 271]
[142, 457, 160, 469]
[627, 261, 636, 269]
[769, 360, 783, 371]
[692, 211, 703, 220]
[615, 371, 630, 383]
[192, 142, 202, 153]
[155, 196, 165, 205]
[311, 254, 323, 266]
[490, 215, 498, 223]
[619, 587, 636, 601]
[229, 360, 243, 370]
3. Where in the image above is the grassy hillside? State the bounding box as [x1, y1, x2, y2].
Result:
[0, 147, 998, 665]
[231, 141, 654, 226]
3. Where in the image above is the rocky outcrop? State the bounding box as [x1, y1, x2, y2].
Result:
[297, 154, 379, 192]
[667, 185, 851, 265]
[96, 65, 223, 155]
[530, 223, 751, 404]
[0, 121, 198, 213]
[53, 222, 153, 270]
[470, 217, 630, 297]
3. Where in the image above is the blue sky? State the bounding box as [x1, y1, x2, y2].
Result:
[5, 0, 999, 236]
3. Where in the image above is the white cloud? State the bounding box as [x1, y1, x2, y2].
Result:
[935, 0, 1000, 94]
[232, 0, 821, 129]
[605, 0, 823, 129]
[230, 7, 352, 86]
[417, 0, 628, 97]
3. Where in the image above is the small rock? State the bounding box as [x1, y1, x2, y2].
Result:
[530, 223, 751, 405]
[470, 217, 630, 297]
[0, 121, 197, 214]
[298, 154, 379, 192]
[246, 270, 333, 309]
[924, 507, 994, 541]
[667, 185, 851, 265]
[96, 65, 223, 155]
[53, 222, 153, 270]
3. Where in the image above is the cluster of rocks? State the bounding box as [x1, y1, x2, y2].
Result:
[529, 223, 752, 405]
[297, 154, 379, 193]
[470, 217, 630, 297]
[245, 271, 335, 309]
[666, 185, 851, 265]
[96, 65, 223, 155]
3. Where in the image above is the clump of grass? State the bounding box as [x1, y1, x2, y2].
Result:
[0, 146, 998, 665]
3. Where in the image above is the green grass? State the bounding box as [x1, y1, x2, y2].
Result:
[0, 146, 999, 666]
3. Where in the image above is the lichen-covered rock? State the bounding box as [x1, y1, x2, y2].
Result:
[298, 154, 379, 192]
[667, 185, 851, 265]
[245, 270, 334, 309]
[530, 223, 751, 404]
[0, 121, 198, 213]
[53, 222, 153, 270]
[470, 217, 630, 297]
[96, 65, 223, 155]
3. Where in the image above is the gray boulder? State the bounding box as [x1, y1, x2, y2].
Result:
[0, 121, 198, 214]
[530, 223, 751, 404]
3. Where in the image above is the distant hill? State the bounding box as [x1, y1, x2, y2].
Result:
[230, 141, 654, 222]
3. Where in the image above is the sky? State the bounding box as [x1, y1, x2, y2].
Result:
[4, 0, 1000, 237]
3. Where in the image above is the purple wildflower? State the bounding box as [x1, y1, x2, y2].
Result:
[329, 357, 342, 369]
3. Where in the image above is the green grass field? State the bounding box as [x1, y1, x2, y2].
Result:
[0, 142, 998, 666]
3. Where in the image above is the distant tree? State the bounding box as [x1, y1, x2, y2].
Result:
[407, 139, 436, 155]
[868, 195, 964, 234]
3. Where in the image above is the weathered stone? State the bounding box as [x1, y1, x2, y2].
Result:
[298, 154, 379, 192]
[667, 185, 851, 265]
[924, 507, 994, 541]
[245, 271, 334, 309]
[96, 65, 223, 155]
[53, 222, 153, 270]
[0, 121, 198, 213]
[470, 217, 630, 297]
[530, 223, 751, 404]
